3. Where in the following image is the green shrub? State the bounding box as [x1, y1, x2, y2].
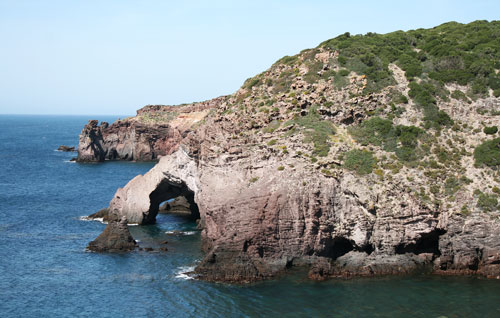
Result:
[477, 192, 498, 212]
[286, 106, 336, 157]
[338, 69, 350, 77]
[494, 88, 500, 98]
[304, 60, 323, 84]
[349, 117, 423, 162]
[451, 90, 469, 103]
[267, 139, 277, 146]
[344, 149, 376, 175]
[408, 81, 453, 129]
[483, 126, 498, 135]
[445, 176, 461, 195]
[275, 55, 299, 66]
[474, 138, 500, 167]
[243, 77, 261, 89]
[277, 166, 285, 171]
[262, 120, 281, 133]
[249, 177, 259, 183]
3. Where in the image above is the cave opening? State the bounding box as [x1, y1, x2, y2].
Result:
[320, 237, 355, 259]
[395, 229, 446, 256]
[146, 178, 200, 225]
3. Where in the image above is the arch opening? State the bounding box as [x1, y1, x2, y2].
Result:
[146, 178, 200, 225]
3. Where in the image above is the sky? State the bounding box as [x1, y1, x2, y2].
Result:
[0, 0, 499, 115]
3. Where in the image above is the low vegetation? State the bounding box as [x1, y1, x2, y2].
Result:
[474, 138, 500, 167]
[344, 149, 376, 175]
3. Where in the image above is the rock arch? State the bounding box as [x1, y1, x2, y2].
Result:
[107, 149, 201, 225]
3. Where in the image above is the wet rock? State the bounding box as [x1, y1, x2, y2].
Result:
[57, 145, 75, 152]
[87, 216, 137, 252]
[308, 252, 430, 280]
[87, 208, 115, 223]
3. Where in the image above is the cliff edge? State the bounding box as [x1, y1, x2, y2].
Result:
[87, 20, 500, 282]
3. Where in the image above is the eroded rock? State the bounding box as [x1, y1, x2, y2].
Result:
[87, 216, 137, 252]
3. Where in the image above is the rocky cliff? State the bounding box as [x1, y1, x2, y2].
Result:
[88, 20, 500, 282]
[77, 97, 225, 162]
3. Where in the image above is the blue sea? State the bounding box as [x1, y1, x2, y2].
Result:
[1, 115, 500, 318]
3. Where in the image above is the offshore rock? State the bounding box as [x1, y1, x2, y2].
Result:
[57, 145, 75, 152]
[87, 216, 137, 252]
[77, 120, 106, 162]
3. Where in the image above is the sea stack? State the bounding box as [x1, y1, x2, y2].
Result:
[87, 216, 137, 252]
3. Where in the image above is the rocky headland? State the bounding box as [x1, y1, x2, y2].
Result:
[77, 97, 225, 162]
[84, 20, 500, 282]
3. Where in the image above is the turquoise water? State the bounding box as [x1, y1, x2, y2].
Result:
[1, 115, 499, 318]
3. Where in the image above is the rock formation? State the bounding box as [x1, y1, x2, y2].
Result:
[159, 196, 191, 214]
[57, 145, 75, 152]
[87, 216, 137, 252]
[86, 20, 500, 282]
[76, 97, 225, 162]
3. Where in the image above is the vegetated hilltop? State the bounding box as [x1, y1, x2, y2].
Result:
[89, 20, 500, 282]
[218, 19, 500, 217]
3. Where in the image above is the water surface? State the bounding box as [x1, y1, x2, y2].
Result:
[0, 115, 499, 318]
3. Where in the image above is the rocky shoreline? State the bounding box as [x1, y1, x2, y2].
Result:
[81, 21, 500, 283]
[77, 97, 225, 162]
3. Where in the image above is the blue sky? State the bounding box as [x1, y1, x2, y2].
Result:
[0, 0, 499, 115]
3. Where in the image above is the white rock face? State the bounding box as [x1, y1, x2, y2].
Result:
[108, 149, 200, 224]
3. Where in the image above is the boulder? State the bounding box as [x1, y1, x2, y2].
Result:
[87, 216, 137, 252]
[57, 145, 75, 152]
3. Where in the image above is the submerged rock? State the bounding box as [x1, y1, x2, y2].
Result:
[87, 216, 137, 252]
[57, 145, 75, 152]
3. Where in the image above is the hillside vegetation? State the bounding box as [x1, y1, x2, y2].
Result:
[209, 20, 500, 216]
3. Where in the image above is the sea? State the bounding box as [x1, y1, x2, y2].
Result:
[1, 114, 499, 318]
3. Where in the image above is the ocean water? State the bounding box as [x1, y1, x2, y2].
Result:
[1, 115, 500, 318]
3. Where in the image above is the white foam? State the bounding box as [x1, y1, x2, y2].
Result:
[165, 230, 197, 236]
[78, 216, 108, 224]
[175, 266, 196, 280]
[63, 160, 76, 163]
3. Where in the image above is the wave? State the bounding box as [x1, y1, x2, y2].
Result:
[175, 266, 196, 280]
[78, 216, 140, 226]
[78, 216, 108, 224]
[165, 230, 198, 236]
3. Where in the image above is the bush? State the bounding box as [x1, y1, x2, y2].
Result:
[344, 149, 376, 175]
[483, 126, 498, 135]
[349, 117, 423, 162]
[474, 138, 500, 167]
[277, 166, 285, 171]
[477, 192, 498, 212]
[451, 90, 469, 103]
[249, 177, 259, 183]
[267, 139, 277, 146]
[287, 106, 336, 157]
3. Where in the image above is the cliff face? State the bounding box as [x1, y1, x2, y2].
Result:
[88, 20, 500, 282]
[77, 97, 225, 162]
